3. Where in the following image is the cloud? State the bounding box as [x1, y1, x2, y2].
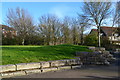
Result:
[49, 4, 76, 18]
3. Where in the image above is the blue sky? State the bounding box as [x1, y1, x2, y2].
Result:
[1, 2, 83, 24]
[1, 2, 117, 33]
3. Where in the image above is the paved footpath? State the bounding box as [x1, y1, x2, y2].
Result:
[10, 65, 119, 79]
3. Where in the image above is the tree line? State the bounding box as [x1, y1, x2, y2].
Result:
[2, 2, 120, 47]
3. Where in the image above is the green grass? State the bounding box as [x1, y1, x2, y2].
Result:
[1, 44, 91, 65]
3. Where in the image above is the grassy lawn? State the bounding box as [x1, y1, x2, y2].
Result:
[1, 44, 91, 65]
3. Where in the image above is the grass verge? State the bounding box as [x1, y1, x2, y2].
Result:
[1, 44, 91, 65]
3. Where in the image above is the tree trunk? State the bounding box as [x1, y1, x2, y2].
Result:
[110, 29, 113, 44]
[98, 26, 101, 47]
[81, 27, 84, 45]
[22, 38, 24, 45]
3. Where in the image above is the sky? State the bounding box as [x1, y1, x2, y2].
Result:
[0, 1, 118, 33]
[1, 2, 83, 25]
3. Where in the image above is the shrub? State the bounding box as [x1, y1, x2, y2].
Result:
[84, 34, 98, 47]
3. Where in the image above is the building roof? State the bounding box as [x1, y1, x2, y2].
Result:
[89, 29, 98, 34]
[90, 26, 118, 36]
[100, 26, 118, 36]
[0, 25, 16, 31]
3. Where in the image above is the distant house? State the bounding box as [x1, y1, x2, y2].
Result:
[89, 29, 98, 35]
[90, 26, 120, 45]
[0, 24, 17, 38]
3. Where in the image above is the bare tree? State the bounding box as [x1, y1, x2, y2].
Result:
[110, 2, 120, 43]
[38, 15, 51, 45]
[6, 7, 35, 45]
[71, 18, 80, 45]
[78, 15, 91, 45]
[38, 14, 61, 45]
[82, 2, 112, 47]
[116, 2, 120, 35]
[61, 17, 71, 44]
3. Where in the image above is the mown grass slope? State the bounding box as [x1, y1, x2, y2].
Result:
[1, 44, 91, 65]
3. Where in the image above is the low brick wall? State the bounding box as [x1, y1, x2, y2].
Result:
[0, 58, 82, 78]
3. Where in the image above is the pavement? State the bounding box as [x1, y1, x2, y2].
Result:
[11, 65, 119, 78]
